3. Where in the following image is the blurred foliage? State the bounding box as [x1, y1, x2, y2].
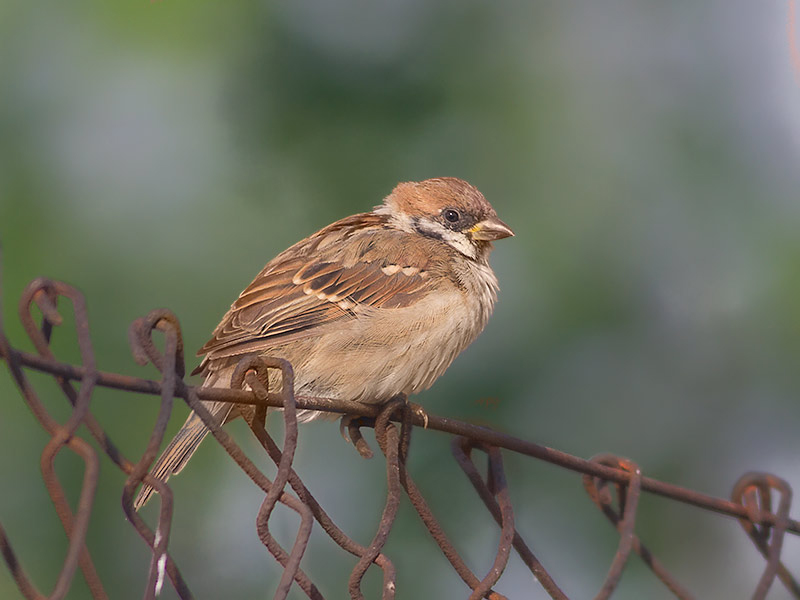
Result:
[2, 1, 800, 598]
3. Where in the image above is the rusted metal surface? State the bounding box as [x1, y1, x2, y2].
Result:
[731, 473, 800, 599]
[1, 275, 799, 599]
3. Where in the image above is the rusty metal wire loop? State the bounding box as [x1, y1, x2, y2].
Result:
[582, 455, 696, 599]
[2, 276, 800, 599]
[347, 399, 406, 599]
[124, 312, 183, 600]
[5, 279, 107, 600]
[231, 355, 318, 600]
[452, 437, 568, 600]
[584, 455, 643, 599]
[455, 441, 515, 600]
[731, 473, 800, 599]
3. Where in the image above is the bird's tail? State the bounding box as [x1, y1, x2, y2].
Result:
[133, 400, 233, 510]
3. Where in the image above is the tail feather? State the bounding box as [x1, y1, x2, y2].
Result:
[134, 401, 233, 510]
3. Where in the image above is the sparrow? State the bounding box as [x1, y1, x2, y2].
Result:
[134, 177, 513, 509]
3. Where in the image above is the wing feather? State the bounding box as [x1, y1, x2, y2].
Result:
[194, 213, 445, 371]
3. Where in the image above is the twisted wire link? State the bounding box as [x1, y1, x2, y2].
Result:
[246, 409, 398, 597]
[731, 472, 800, 599]
[343, 412, 510, 600]
[124, 311, 192, 599]
[346, 399, 408, 599]
[8, 279, 106, 600]
[583, 455, 695, 600]
[461, 443, 515, 600]
[452, 437, 567, 599]
[232, 356, 317, 600]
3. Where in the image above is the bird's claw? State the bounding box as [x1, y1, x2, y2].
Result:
[339, 414, 374, 459]
[339, 414, 353, 443]
[408, 402, 429, 429]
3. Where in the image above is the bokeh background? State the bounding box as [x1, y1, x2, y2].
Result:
[2, 1, 800, 598]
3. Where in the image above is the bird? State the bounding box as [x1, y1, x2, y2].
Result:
[134, 177, 513, 509]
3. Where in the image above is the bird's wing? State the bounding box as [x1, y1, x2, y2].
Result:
[194, 212, 444, 370]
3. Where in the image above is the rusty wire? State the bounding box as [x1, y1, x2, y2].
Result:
[1, 276, 800, 599]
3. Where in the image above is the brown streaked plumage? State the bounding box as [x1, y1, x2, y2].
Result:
[134, 177, 513, 510]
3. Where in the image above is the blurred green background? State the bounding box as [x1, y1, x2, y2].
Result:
[2, 1, 800, 598]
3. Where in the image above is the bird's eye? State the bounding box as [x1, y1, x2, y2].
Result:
[443, 209, 460, 223]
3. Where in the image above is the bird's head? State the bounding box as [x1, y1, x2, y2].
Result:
[376, 177, 514, 260]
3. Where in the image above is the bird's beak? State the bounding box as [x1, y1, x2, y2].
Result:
[470, 217, 515, 241]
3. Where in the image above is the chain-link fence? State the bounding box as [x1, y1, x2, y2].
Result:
[1, 275, 799, 600]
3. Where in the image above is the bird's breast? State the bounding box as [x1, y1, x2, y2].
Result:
[287, 260, 499, 406]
